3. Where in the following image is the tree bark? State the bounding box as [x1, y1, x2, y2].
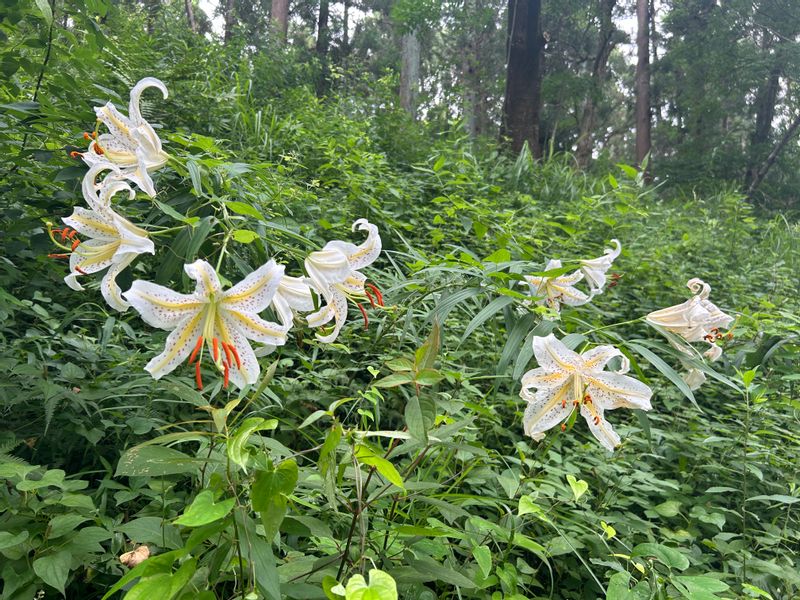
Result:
[316, 0, 330, 56]
[145, 0, 160, 35]
[576, 0, 618, 168]
[635, 0, 651, 169]
[223, 0, 236, 43]
[270, 0, 290, 41]
[747, 112, 800, 199]
[500, 0, 544, 156]
[746, 34, 782, 186]
[184, 0, 197, 32]
[400, 30, 421, 117]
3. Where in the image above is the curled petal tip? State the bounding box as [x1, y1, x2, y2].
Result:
[686, 278, 710, 298]
[352, 218, 370, 231]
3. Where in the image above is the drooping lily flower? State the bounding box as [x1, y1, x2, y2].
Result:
[646, 278, 733, 345]
[580, 239, 621, 293]
[520, 334, 653, 451]
[52, 178, 155, 312]
[524, 259, 591, 316]
[272, 275, 315, 329]
[123, 260, 289, 390]
[304, 218, 383, 343]
[80, 77, 169, 198]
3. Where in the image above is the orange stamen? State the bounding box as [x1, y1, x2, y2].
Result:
[188, 336, 204, 364]
[83, 132, 91, 141]
[366, 283, 384, 306]
[593, 416, 600, 425]
[221, 342, 233, 368]
[71, 239, 80, 251]
[357, 303, 369, 329]
[212, 337, 219, 362]
[61, 228, 70, 241]
[561, 423, 567, 432]
[95, 145, 104, 155]
[48, 253, 68, 259]
[223, 362, 230, 389]
[195, 362, 203, 390]
[561, 398, 567, 409]
[70, 151, 82, 158]
[364, 288, 377, 308]
[75, 266, 88, 275]
[229, 345, 242, 370]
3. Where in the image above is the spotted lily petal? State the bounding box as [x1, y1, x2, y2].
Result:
[580, 239, 621, 293]
[520, 334, 653, 451]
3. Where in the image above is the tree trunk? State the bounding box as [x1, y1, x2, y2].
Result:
[184, 0, 197, 32]
[576, 0, 617, 168]
[223, 0, 236, 43]
[342, 0, 350, 54]
[746, 34, 782, 186]
[400, 30, 421, 117]
[316, 0, 330, 56]
[635, 0, 651, 169]
[747, 112, 800, 199]
[270, 0, 290, 41]
[500, 0, 543, 156]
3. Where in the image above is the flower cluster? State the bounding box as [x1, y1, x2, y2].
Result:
[519, 246, 735, 451]
[524, 240, 621, 316]
[53, 78, 384, 391]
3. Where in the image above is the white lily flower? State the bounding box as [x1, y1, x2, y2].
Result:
[520, 334, 653, 451]
[272, 275, 315, 329]
[580, 239, 621, 293]
[57, 178, 154, 312]
[681, 368, 706, 391]
[304, 218, 383, 343]
[646, 278, 733, 344]
[123, 259, 289, 390]
[524, 259, 591, 316]
[81, 77, 169, 197]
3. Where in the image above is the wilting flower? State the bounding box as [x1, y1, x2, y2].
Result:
[646, 278, 733, 345]
[119, 545, 150, 568]
[123, 260, 289, 389]
[304, 219, 383, 343]
[79, 77, 169, 198]
[524, 259, 591, 316]
[580, 239, 621, 293]
[520, 334, 653, 451]
[51, 177, 154, 312]
[646, 278, 733, 387]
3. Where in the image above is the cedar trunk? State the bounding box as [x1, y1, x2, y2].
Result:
[400, 30, 421, 117]
[500, 0, 543, 156]
[223, 0, 236, 43]
[184, 0, 197, 32]
[270, 0, 290, 41]
[634, 0, 651, 168]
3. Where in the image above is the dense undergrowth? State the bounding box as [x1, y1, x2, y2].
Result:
[1, 3, 799, 600]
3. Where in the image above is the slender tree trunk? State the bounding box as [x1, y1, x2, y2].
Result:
[400, 30, 421, 117]
[184, 0, 197, 32]
[746, 34, 782, 186]
[576, 0, 617, 168]
[747, 112, 800, 199]
[500, 0, 543, 156]
[343, 0, 350, 54]
[223, 0, 236, 43]
[635, 0, 651, 169]
[316, 0, 330, 56]
[270, 0, 290, 41]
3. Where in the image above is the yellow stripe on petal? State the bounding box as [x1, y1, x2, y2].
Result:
[146, 311, 204, 379]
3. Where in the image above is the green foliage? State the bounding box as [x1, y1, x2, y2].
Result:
[0, 2, 798, 600]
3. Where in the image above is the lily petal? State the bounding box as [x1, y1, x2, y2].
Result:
[521, 367, 570, 391]
[129, 77, 169, 125]
[532, 334, 581, 372]
[586, 372, 653, 411]
[123, 280, 205, 329]
[214, 314, 260, 388]
[580, 239, 621, 292]
[580, 403, 620, 451]
[63, 207, 118, 241]
[222, 309, 289, 347]
[145, 312, 205, 380]
[522, 384, 574, 440]
[184, 260, 222, 297]
[222, 260, 284, 314]
[306, 289, 348, 343]
[101, 254, 136, 312]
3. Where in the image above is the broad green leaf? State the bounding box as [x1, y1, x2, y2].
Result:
[373, 372, 414, 388]
[355, 445, 405, 490]
[0, 530, 28, 551]
[252, 460, 299, 540]
[174, 490, 235, 527]
[673, 575, 729, 600]
[342, 569, 398, 600]
[631, 543, 690, 571]
[654, 499, 681, 517]
[226, 200, 265, 220]
[227, 417, 278, 470]
[472, 545, 492, 579]
[232, 229, 259, 243]
[566, 474, 588, 502]
[115, 446, 200, 477]
[33, 551, 71, 596]
[49, 515, 91, 539]
[606, 571, 632, 600]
